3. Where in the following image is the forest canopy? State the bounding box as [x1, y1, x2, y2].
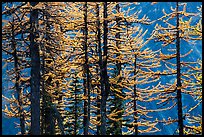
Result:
[2, 2, 202, 135]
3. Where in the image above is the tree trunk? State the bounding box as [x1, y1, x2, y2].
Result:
[83, 2, 90, 135]
[29, 8, 40, 135]
[176, 2, 183, 135]
[96, 3, 101, 135]
[41, 30, 45, 135]
[133, 54, 138, 135]
[101, 2, 109, 135]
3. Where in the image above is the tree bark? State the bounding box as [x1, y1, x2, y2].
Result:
[176, 2, 184, 135]
[101, 2, 109, 135]
[83, 2, 90, 135]
[96, 3, 101, 135]
[41, 30, 45, 135]
[29, 8, 41, 135]
[133, 54, 138, 135]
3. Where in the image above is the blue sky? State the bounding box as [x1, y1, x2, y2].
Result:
[2, 2, 202, 135]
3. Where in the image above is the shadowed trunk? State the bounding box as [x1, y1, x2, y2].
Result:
[101, 2, 109, 135]
[96, 3, 101, 135]
[30, 8, 40, 135]
[176, 2, 183, 135]
[133, 53, 138, 135]
[83, 2, 90, 135]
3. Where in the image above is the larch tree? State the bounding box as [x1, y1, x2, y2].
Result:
[104, 2, 161, 135]
[37, 2, 68, 135]
[2, 11, 26, 136]
[83, 2, 90, 135]
[58, 2, 89, 135]
[106, 2, 124, 135]
[99, 2, 109, 135]
[2, 2, 33, 135]
[39, 2, 64, 135]
[151, 2, 202, 135]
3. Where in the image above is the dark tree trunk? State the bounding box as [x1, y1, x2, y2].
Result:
[41, 32, 45, 135]
[101, 2, 109, 135]
[96, 3, 101, 135]
[44, 101, 55, 135]
[133, 54, 138, 135]
[29, 8, 40, 135]
[176, 2, 183, 135]
[12, 17, 25, 135]
[83, 2, 90, 135]
[41, 9, 46, 134]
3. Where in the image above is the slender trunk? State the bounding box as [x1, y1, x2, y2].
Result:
[41, 10, 46, 134]
[41, 44, 45, 134]
[52, 102, 64, 135]
[176, 2, 183, 135]
[83, 2, 90, 135]
[133, 54, 138, 135]
[19, 88, 25, 135]
[44, 80, 55, 134]
[41, 8, 45, 134]
[96, 3, 101, 135]
[74, 72, 77, 135]
[30, 8, 40, 135]
[101, 2, 109, 135]
[126, 21, 138, 135]
[12, 18, 25, 135]
[56, 81, 64, 135]
[114, 3, 122, 135]
[44, 92, 55, 135]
